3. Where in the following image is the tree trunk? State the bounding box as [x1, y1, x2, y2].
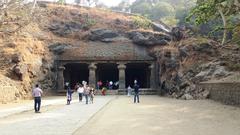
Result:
[218, 8, 227, 45]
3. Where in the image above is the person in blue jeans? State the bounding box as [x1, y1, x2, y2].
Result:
[32, 84, 43, 113]
[133, 83, 140, 103]
[66, 85, 74, 105]
[84, 85, 90, 104]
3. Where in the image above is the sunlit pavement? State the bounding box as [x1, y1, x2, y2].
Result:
[0, 96, 66, 119]
[74, 96, 240, 135]
[1, 95, 240, 135]
[0, 95, 115, 135]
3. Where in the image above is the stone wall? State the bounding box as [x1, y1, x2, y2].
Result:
[200, 82, 240, 105]
[94, 89, 157, 95]
[0, 86, 19, 103]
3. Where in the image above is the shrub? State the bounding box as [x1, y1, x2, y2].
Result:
[228, 63, 240, 71]
[131, 15, 152, 29]
[82, 15, 96, 30]
[232, 25, 240, 46]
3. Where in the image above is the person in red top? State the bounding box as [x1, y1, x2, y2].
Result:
[97, 80, 102, 90]
[32, 84, 43, 113]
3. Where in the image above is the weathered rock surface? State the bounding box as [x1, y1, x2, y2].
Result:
[88, 28, 119, 41]
[48, 20, 82, 37]
[13, 64, 28, 81]
[11, 54, 23, 63]
[48, 43, 72, 54]
[128, 31, 170, 46]
[154, 38, 234, 100]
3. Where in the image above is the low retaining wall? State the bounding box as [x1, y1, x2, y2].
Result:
[199, 82, 240, 105]
[0, 86, 19, 103]
[94, 89, 157, 95]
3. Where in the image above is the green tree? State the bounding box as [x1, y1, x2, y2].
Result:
[187, 0, 240, 45]
[150, 2, 175, 19]
[131, 2, 152, 17]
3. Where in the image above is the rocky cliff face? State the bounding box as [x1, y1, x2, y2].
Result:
[151, 38, 240, 100]
[0, 3, 170, 103]
[0, 3, 239, 103]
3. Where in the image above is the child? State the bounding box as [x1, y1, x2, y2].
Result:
[127, 85, 132, 97]
[89, 87, 95, 104]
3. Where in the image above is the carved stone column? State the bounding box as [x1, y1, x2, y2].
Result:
[88, 63, 97, 88]
[149, 63, 156, 89]
[57, 66, 65, 91]
[118, 63, 126, 89]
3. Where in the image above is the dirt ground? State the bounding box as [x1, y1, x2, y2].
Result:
[74, 96, 240, 135]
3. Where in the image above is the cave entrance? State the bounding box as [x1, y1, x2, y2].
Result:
[64, 63, 89, 89]
[96, 63, 118, 89]
[125, 63, 150, 88]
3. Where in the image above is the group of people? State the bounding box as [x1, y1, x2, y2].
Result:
[31, 80, 140, 113]
[66, 81, 95, 105]
[97, 80, 119, 90]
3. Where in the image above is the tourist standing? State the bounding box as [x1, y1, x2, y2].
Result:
[133, 82, 140, 103]
[89, 87, 95, 104]
[84, 85, 90, 104]
[66, 84, 74, 105]
[97, 80, 102, 90]
[127, 85, 132, 97]
[77, 84, 84, 102]
[109, 81, 113, 89]
[32, 84, 43, 113]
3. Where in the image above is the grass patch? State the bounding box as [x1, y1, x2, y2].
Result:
[227, 63, 240, 71]
[131, 15, 152, 29]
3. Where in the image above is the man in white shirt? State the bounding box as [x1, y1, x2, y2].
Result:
[32, 84, 43, 113]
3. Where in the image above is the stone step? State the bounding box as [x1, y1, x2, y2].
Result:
[57, 89, 158, 95]
[118, 89, 157, 95]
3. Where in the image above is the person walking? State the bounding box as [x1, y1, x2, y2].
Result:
[133, 82, 140, 103]
[77, 84, 84, 102]
[32, 84, 43, 113]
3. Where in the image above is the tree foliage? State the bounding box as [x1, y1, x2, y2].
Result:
[109, 0, 196, 26]
[186, 0, 240, 45]
[131, 15, 152, 29]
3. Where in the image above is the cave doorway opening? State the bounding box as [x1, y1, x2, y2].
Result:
[125, 63, 150, 88]
[64, 63, 89, 89]
[96, 63, 118, 89]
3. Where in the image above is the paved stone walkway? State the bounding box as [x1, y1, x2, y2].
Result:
[0, 95, 114, 135]
[74, 96, 240, 135]
[0, 96, 66, 119]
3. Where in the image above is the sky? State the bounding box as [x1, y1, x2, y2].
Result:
[34, 0, 136, 7]
[98, 0, 136, 7]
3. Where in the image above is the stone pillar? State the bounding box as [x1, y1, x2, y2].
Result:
[57, 66, 65, 91]
[149, 63, 156, 89]
[118, 63, 126, 89]
[88, 63, 97, 88]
